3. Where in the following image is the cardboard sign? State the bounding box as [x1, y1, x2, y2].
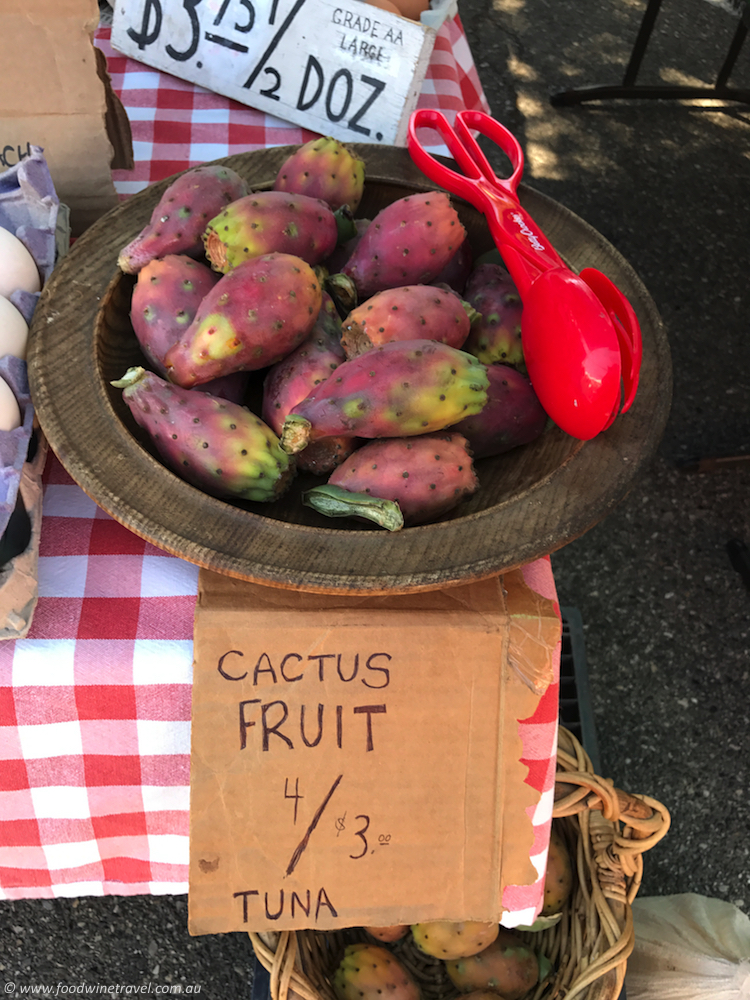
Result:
[111, 0, 452, 146]
[0, 0, 132, 236]
[188, 571, 561, 935]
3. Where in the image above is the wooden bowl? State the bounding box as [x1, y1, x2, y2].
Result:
[27, 145, 672, 594]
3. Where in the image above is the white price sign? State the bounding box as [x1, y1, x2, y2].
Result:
[112, 0, 444, 145]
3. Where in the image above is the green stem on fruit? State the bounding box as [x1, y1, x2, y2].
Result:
[280, 414, 312, 454]
[111, 366, 147, 389]
[302, 484, 404, 531]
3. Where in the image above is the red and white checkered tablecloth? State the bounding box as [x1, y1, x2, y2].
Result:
[0, 21, 560, 923]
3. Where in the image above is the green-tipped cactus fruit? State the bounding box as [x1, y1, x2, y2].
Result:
[462, 263, 525, 368]
[112, 367, 295, 503]
[411, 920, 500, 960]
[273, 136, 366, 212]
[333, 944, 420, 1000]
[340, 284, 474, 360]
[118, 165, 249, 274]
[280, 339, 489, 455]
[203, 191, 355, 273]
[445, 930, 539, 1000]
[330, 192, 467, 303]
[164, 252, 322, 388]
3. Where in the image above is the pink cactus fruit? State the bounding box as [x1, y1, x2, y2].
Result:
[323, 217, 371, 276]
[118, 165, 249, 274]
[273, 136, 366, 212]
[130, 255, 220, 377]
[280, 338, 489, 455]
[164, 252, 322, 389]
[203, 190, 353, 273]
[450, 363, 547, 459]
[462, 262, 524, 368]
[430, 233, 474, 294]
[330, 191, 467, 303]
[262, 292, 357, 474]
[332, 944, 420, 1000]
[111, 366, 295, 502]
[304, 431, 479, 528]
[340, 284, 475, 360]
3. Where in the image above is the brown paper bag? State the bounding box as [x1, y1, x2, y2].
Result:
[0, 0, 133, 235]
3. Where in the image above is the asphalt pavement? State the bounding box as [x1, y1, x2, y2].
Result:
[1, 0, 749, 995]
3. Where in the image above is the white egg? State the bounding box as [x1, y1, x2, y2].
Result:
[0, 228, 41, 299]
[0, 374, 21, 432]
[0, 295, 29, 360]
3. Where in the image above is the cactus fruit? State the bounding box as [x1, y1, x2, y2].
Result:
[273, 136, 366, 212]
[364, 925, 410, 944]
[328, 192, 467, 304]
[118, 165, 249, 274]
[280, 339, 489, 455]
[303, 432, 478, 528]
[164, 253, 323, 388]
[323, 217, 371, 276]
[262, 292, 357, 474]
[340, 284, 475, 360]
[411, 920, 499, 960]
[462, 263, 525, 368]
[130, 255, 220, 376]
[332, 944, 420, 1000]
[430, 235, 474, 295]
[542, 824, 574, 916]
[111, 367, 295, 502]
[444, 930, 539, 1000]
[203, 191, 355, 273]
[450, 364, 547, 459]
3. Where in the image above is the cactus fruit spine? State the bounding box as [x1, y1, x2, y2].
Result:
[164, 252, 323, 388]
[280, 339, 489, 455]
[273, 136, 366, 212]
[118, 165, 249, 274]
[111, 367, 295, 502]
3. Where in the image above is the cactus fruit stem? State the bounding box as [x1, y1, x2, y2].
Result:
[111, 366, 147, 389]
[334, 205, 358, 244]
[302, 484, 404, 531]
[280, 414, 313, 454]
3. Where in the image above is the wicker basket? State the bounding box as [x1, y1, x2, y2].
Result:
[248, 727, 670, 1000]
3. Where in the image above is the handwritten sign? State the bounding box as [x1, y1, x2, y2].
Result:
[111, 0, 452, 146]
[187, 572, 557, 935]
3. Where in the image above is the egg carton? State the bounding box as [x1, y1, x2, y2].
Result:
[0, 146, 67, 637]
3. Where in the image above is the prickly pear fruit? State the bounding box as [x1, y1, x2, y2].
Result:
[329, 192, 467, 304]
[332, 944, 420, 1000]
[462, 263, 524, 368]
[304, 431, 478, 528]
[118, 165, 249, 274]
[340, 284, 474, 360]
[430, 235, 474, 294]
[164, 252, 323, 388]
[111, 367, 295, 502]
[365, 925, 410, 944]
[542, 823, 574, 916]
[203, 191, 355, 273]
[450, 364, 547, 459]
[273, 136, 366, 212]
[280, 339, 489, 455]
[411, 920, 499, 960]
[445, 930, 539, 1000]
[323, 218, 371, 276]
[262, 292, 357, 474]
[130, 255, 220, 376]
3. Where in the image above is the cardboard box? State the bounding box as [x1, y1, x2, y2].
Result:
[0, 0, 133, 235]
[188, 569, 561, 935]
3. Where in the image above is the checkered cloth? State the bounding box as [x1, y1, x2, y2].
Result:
[0, 22, 559, 922]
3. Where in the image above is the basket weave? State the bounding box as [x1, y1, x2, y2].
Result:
[248, 727, 670, 1000]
